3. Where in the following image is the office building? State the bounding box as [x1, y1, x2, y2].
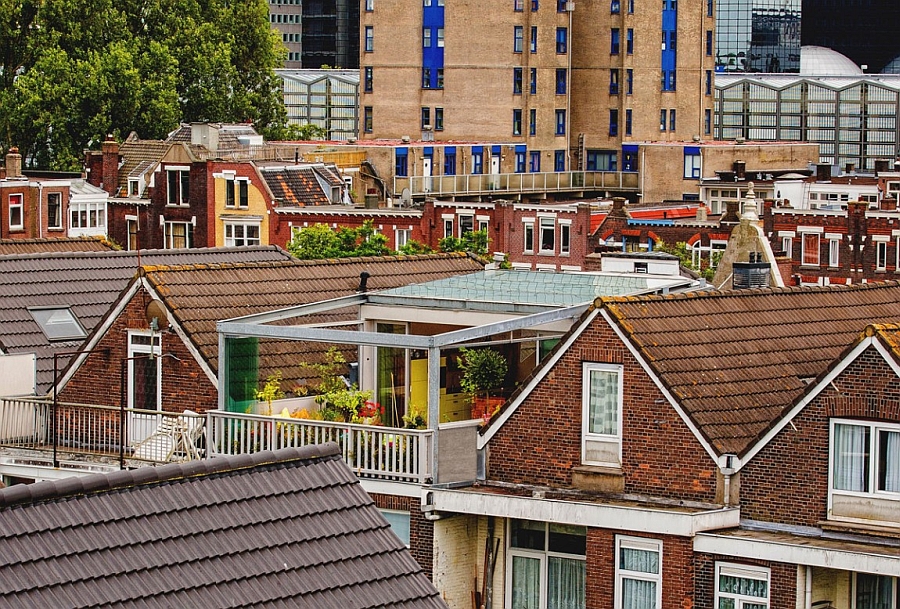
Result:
[268, 0, 359, 69]
[359, 0, 715, 173]
[715, 0, 801, 73]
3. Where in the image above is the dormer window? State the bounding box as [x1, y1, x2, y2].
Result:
[166, 167, 190, 205]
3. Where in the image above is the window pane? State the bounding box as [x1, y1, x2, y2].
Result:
[588, 369, 618, 435]
[878, 429, 900, 492]
[548, 556, 586, 609]
[620, 547, 659, 574]
[833, 423, 870, 492]
[511, 555, 541, 609]
[856, 573, 893, 609]
[549, 523, 587, 554]
[622, 578, 657, 609]
[511, 519, 545, 550]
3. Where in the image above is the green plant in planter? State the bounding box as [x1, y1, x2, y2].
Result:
[458, 347, 508, 400]
[256, 371, 285, 415]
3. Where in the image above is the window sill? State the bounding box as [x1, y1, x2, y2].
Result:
[572, 464, 624, 493]
[820, 519, 900, 538]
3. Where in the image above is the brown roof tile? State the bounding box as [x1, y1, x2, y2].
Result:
[261, 165, 332, 207]
[601, 282, 900, 456]
[143, 254, 485, 386]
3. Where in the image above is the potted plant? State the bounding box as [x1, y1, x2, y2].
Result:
[458, 347, 508, 421]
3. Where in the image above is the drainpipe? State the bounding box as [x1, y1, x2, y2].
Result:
[38, 182, 43, 238]
[805, 565, 812, 609]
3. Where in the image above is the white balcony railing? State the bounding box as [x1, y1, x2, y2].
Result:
[206, 411, 433, 483]
[0, 399, 434, 483]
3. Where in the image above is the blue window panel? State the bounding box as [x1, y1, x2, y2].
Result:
[611, 28, 620, 54]
[513, 68, 523, 94]
[515, 151, 526, 173]
[395, 148, 408, 177]
[514, 26, 524, 52]
[529, 109, 537, 135]
[609, 109, 618, 136]
[586, 150, 617, 171]
[555, 109, 566, 135]
[554, 150, 565, 172]
[471, 147, 483, 174]
[530, 68, 537, 94]
[556, 28, 567, 53]
[556, 68, 567, 94]
[444, 147, 457, 175]
[529, 151, 541, 173]
[625, 109, 632, 136]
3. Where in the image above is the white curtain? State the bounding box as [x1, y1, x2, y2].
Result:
[512, 555, 540, 609]
[833, 423, 869, 492]
[589, 370, 618, 436]
[622, 579, 657, 609]
[548, 557, 585, 609]
[880, 430, 900, 492]
[856, 573, 894, 609]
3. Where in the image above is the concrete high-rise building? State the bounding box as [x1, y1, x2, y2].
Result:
[359, 0, 714, 172]
[715, 0, 801, 73]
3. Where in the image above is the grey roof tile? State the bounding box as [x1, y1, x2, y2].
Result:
[0, 445, 446, 608]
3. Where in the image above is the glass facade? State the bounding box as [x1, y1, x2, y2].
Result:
[716, 0, 801, 73]
[715, 74, 900, 170]
[277, 69, 359, 140]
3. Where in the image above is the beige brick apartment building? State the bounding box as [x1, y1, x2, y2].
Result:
[359, 0, 715, 174]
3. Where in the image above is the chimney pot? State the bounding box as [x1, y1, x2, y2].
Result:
[5, 147, 22, 178]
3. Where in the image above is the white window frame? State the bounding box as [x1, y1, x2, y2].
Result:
[127, 330, 162, 412]
[779, 233, 794, 259]
[458, 213, 475, 235]
[163, 221, 192, 249]
[8, 193, 23, 230]
[614, 536, 662, 609]
[828, 236, 841, 267]
[443, 217, 453, 238]
[505, 519, 587, 609]
[560, 220, 571, 255]
[166, 166, 190, 206]
[830, 419, 900, 503]
[379, 509, 411, 546]
[800, 230, 821, 266]
[715, 562, 770, 609]
[69, 200, 107, 233]
[47, 192, 63, 230]
[875, 237, 888, 271]
[683, 153, 701, 179]
[224, 220, 261, 247]
[523, 220, 535, 253]
[395, 227, 411, 248]
[539, 217, 556, 254]
[582, 362, 623, 467]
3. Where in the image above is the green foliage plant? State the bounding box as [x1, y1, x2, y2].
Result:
[256, 371, 285, 415]
[458, 347, 508, 399]
[287, 220, 391, 259]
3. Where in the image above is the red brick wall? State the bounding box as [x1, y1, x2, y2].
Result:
[586, 529, 694, 609]
[370, 492, 434, 579]
[694, 554, 796, 608]
[740, 346, 900, 526]
[0, 184, 68, 239]
[271, 210, 429, 252]
[59, 286, 218, 413]
[487, 317, 719, 503]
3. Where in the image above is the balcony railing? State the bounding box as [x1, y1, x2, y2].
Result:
[394, 171, 640, 198]
[0, 399, 434, 484]
[206, 411, 433, 484]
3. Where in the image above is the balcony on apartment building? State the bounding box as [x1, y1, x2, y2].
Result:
[395, 170, 640, 200]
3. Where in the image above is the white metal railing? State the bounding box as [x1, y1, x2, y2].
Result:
[395, 171, 639, 197]
[207, 411, 433, 483]
[0, 398, 205, 465]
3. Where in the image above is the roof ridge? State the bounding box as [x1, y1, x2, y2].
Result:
[0, 444, 342, 509]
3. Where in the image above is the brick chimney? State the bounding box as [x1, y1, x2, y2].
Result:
[733, 160, 746, 180]
[881, 197, 897, 211]
[609, 197, 628, 218]
[816, 163, 832, 182]
[5, 147, 22, 178]
[720, 200, 740, 226]
[695, 203, 708, 222]
[101, 135, 120, 196]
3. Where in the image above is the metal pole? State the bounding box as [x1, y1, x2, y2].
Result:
[119, 358, 126, 469]
[52, 353, 59, 468]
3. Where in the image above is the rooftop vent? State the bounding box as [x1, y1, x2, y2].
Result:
[732, 252, 770, 289]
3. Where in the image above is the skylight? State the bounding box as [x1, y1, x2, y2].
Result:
[29, 307, 87, 341]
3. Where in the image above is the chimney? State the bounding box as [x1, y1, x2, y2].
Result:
[610, 196, 628, 218]
[720, 200, 740, 226]
[874, 159, 891, 174]
[357, 271, 371, 293]
[101, 135, 120, 196]
[845, 162, 856, 175]
[816, 163, 832, 182]
[732, 252, 770, 289]
[5, 147, 22, 178]
[695, 204, 708, 222]
[733, 160, 746, 180]
[881, 197, 897, 211]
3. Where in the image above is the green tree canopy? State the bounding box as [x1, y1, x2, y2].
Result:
[0, 0, 288, 169]
[287, 221, 392, 259]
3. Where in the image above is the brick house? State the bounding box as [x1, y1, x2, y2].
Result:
[406, 282, 900, 608]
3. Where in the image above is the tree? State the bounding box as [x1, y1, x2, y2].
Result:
[286, 221, 392, 259]
[0, 0, 288, 169]
[439, 229, 489, 256]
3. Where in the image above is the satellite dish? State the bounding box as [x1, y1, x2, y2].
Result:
[145, 299, 169, 331]
[400, 188, 412, 207]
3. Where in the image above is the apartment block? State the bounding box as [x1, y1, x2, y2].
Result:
[360, 0, 715, 174]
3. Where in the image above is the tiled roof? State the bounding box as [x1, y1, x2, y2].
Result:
[0, 444, 447, 608]
[261, 165, 333, 207]
[0, 246, 294, 394]
[143, 254, 485, 385]
[601, 282, 900, 456]
[117, 139, 169, 195]
[166, 124, 261, 154]
[0, 237, 115, 255]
